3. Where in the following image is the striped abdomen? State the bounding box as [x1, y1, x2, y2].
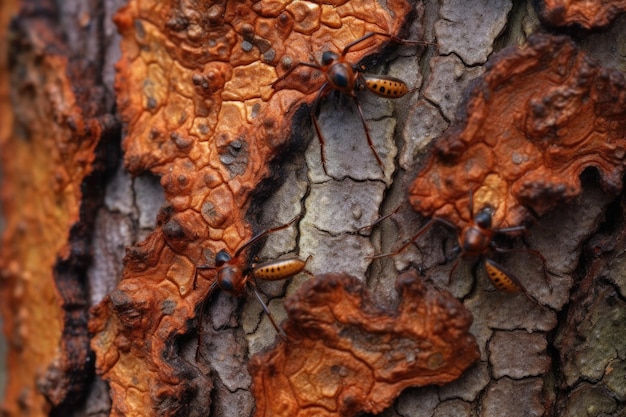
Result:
[363, 74, 409, 98]
[253, 257, 306, 281]
[484, 258, 522, 293]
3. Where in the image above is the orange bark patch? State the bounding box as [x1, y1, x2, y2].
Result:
[90, 0, 414, 415]
[0, 4, 113, 416]
[409, 34, 626, 227]
[249, 272, 480, 417]
[537, 0, 626, 28]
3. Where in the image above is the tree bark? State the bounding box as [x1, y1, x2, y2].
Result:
[1, 0, 625, 416]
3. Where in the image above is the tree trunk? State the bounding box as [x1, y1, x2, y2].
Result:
[1, 0, 625, 416]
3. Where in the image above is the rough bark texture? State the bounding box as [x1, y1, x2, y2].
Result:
[88, 1, 416, 416]
[250, 272, 480, 417]
[410, 33, 626, 228]
[0, 1, 118, 416]
[536, 0, 626, 29]
[1, 1, 625, 417]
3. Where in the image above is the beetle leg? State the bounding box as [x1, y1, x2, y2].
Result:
[342, 31, 431, 56]
[491, 245, 552, 291]
[271, 61, 322, 88]
[368, 217, 440, 259]
[249, 283, 288, 341]
[233, 214, 302, 258]
[353, 94, 384, 172]
[310, 83, 331, 175]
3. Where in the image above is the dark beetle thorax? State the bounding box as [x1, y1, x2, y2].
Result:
[217, 266, 247, 296]
[326, 62, 355, 95]
[461, 226, 491, 257]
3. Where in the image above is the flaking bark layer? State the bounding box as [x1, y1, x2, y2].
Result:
[410, 33, 626, 228]
[0, 2, 115, 415]
[249, 272, 480, 417]
[536, 0, 626, 29]
[89, 1, 414, 415]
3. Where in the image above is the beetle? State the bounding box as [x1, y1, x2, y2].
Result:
[446, 202, 532, 294]
[196, 216, 306, 338]
[369, 192, 549, 298]
[272, 31, 428, 175]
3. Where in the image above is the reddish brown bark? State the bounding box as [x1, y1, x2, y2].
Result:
[537, 0, 626, 28]
[1, 1, 625, 416]
[249, 272, 479, 417]
[409, 34, 626, 228]
[0, 1, 116, 415]
[89, 1, 416, 415]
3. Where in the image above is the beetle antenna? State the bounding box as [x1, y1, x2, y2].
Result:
[193, 263, 217, 290]
[358, 203, 404, 233]
[233, 215, 302, 259]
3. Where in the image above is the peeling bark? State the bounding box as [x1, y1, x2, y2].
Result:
[536, 0, 626, 29]
[1, 1, 625, 416]
[250, 272, 479, 417]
